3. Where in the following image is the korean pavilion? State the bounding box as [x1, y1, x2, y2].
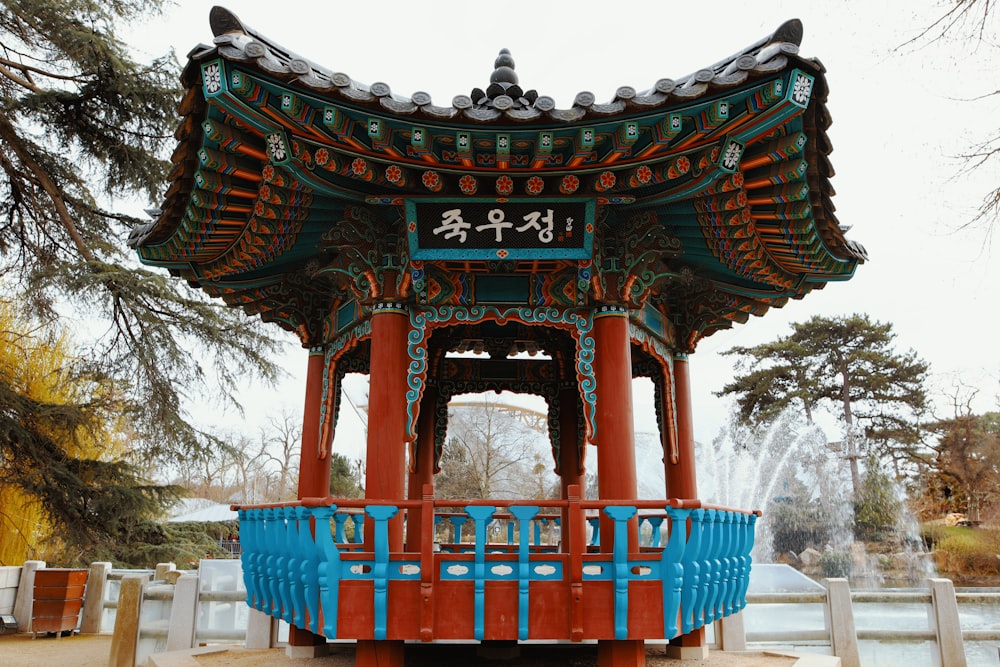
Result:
[129, 8, 865, 666]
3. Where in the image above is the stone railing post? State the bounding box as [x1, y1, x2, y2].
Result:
[79, 561, 111, 634]
[928, 577, 967, 667]
[716, 612, 747, 651]
[109, 574, 147, 667]
[246, 608, 275, 649]
[12, 560, 44, 632]
[165, 573, 199, 651]
[823, 577, 860, 667]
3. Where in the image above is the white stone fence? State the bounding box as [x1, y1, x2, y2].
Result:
[0, 559, 273, 666]
[3, 561, 999, 666]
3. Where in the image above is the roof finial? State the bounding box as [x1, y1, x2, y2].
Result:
[470, 48, 538, 111]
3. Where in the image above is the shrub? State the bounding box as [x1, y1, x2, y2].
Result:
[853, 462, 901, 543]
[931, 527, 1000, 576]
[769, 496, 833, 555]
[820, 550, 852, 578]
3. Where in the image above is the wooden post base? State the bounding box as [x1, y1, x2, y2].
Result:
[355, 639, 405, 667]
[598, 639, 646, 667]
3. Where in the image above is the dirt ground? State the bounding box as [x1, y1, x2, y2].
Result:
[0, 633, 800, 667]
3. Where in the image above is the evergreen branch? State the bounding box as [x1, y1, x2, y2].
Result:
[0, 111, 95, 262]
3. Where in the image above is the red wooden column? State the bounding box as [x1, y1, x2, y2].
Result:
[357, 303, 409, 667]
[663, 353, 707, 659]
[406, 384, 439, 551]
[664, 353, 697, 498]
[363, 302, 410, 548]
[558, 386, 584, 550]
[289, 347, 332, 653]
[592, 307, 643, 667]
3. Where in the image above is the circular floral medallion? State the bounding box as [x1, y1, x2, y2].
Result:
[422, 170, 442, 192]
[560, 174, 580, 195]
[495, 175, 514, 196]
[459, 174, 478, 195]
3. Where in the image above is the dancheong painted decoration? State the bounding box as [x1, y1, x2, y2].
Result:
[130, 8, 864, 666]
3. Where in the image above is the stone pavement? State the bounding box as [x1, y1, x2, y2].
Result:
[0, 633, 841, 667]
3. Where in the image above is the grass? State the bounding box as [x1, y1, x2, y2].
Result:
[922, 525, 1000, 576]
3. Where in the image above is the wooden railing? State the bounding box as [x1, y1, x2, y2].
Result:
[233, 490, 759, 643]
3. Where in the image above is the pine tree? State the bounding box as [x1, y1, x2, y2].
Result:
[717, 314, 929, 495]
[0, 0, 280, 464]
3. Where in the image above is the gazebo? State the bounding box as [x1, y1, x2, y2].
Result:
[130, 8, 864, 666]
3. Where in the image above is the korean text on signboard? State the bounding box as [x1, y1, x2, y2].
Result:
[406, 199, 594, 260]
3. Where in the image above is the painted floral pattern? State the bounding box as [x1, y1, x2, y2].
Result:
[203, 63, 222, 93]
[495, 175, 514, 196]
[596, 171, 616, 191]
[314, 148, 330, 166]
[459, 174, 478, 195]
[526, 175, 544, 195]
[351, 158, 368, 176]
[266, 133, 286, 162]
[559, 174, 579, 195]
[422, 170, 442, 191]
[635, 165, 652, 184]
[385, 164, 403, 183]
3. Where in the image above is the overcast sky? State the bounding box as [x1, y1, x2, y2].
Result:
[130, 1, 999, 457]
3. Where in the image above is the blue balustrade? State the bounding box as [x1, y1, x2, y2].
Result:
[235, 500, 757, 643]
[508, 505, 539, 640]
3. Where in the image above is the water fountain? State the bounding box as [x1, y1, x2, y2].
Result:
[638, 407, 935, 585]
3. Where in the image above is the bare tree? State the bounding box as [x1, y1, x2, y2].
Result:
[903, 2, 1000, 233]
[260, 411, 301, 501]
[437, 396, 543, 499]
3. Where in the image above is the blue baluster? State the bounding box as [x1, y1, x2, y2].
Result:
[254, 509, 267, 614]
[313, 505, 341, 638]
[351, 513, 365, 545]
[701, 510, 718, 624]
[451, 514, 467, 545]
[236, 509, 256, 609]
[294, 506, 320, 634]
[680, 508, 704, 634]
[264, 507, 282, 618]
[507, 519, 515, 545]
[695, 509, 717, 629]
[728, 513, 745, 615]
[333, 512, 349, 544]
[278, 508, 296, 623]
[661, 508, 691, 639]
[603, 505, 637, 640]
[464, 505, 496, 641]
[720, 511, 735, 618]
[647, 516, 664, 548]
[533, 518, 542, 546]
[587, 516, 600, 547]
[282, 506, 304, 627]
[738, 514, 757, 609]
[509, 505, 539, 641]
[365, 505, 399, 641]
[712, 511, 727, 622]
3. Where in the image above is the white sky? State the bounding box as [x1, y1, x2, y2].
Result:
[129, 1, 999, 457]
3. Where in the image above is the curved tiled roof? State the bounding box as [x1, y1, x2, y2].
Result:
[130, 7, 864, 349]
[191, 8, 810, 125]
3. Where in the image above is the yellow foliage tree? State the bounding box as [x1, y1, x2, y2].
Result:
[0, 299, 149, 565]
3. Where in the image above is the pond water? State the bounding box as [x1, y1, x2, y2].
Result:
[742, 564, 1000, 666]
